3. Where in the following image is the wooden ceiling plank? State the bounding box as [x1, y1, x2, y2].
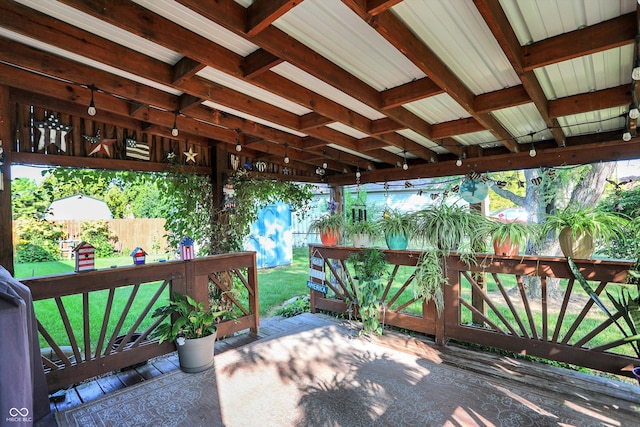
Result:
[179, 94, 204, 113]
[172, 57, 206, 86]
[59, 0, 243, 77]
[431, 118, 485, 139]
[380, 77, 444, 109]
[549, 85, 631, 118]
[242, 49, 284, 78]
[371, 10, 516, 151]
[246, 0, 302, 37]
[473, 0, 565, 147]
[299, 113, 334, 131]
[523, 13, 636, 71]
[370, 117, 403, 135]
[366, 0, 403, 16]
[474, 85, 531, 114]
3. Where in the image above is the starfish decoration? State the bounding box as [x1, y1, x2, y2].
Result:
[84, 129, 116, 157]
[166, 150, 177, 164]
[35, 114, 72, 152]
[183, 147, 198, 163]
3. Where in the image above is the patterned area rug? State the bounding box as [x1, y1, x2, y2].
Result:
[57, 319, 638, 427]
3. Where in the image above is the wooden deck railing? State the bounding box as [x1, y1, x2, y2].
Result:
[20, 252, 258, 391]
[309, 245, 639, 378]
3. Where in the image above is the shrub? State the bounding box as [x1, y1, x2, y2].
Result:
[274, 296, 310, 317]
[14, 218, 65, 263]
[80, 220, 116, 257]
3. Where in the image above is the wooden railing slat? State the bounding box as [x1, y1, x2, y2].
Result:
[492, 273, 530, 339]
[95, 288, 115, 357]
[55, 296, 83, 363]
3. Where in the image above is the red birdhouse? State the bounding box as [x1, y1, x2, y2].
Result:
[73, 241, 95, 272]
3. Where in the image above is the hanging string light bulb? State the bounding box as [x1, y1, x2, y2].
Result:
[87, 84, 97, 116]
[402, 150, 408, 170]
[284, 144, 290, 164]
[322, 150, 328, 169]
[235, 129, 242, 152]
[171, 112, 179, 137]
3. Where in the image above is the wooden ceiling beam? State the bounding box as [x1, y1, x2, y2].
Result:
[178, 0, 436, 144]
[549, 85, 631, 118]
[370, 117, 402, 135]
[246, 0, 302, 36]
[431, 118, 485, 139]
[172, 57, 206, 86]
[178, 94, 204, 113]
[380, 77, 444, 109]
[299, 113, 334, 131]
[474, 0, 566, 147]
[474, 85, 531, 114]
[371, 10, 517, 152]
[366, 0, 403, 16]
[242, 49, 284, 78]
[523, 13, 637, 71]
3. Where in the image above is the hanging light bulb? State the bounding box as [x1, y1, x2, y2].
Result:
[235, 130, 242, 152]
[630, 103, 640, 120]
[529, 144, 536, 157]
[633, 59, 640, 81]
[283, 144, 290, 163]
[171, 112, 179, 137]
[456, 157, 462, 167]
[623, 118, 632, 141]
[402, 150, 408, 170]
[322, 151, 328, 169]
[87, 85, 96, 116]
[355, 170, 361, 179]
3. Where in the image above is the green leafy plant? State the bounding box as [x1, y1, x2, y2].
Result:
[414, 251, 447, 315]
[80, 220, 116, 257]
[14, 218, 65, 263]
[412, 203, 488, 252]
[346, 220, 380, 238]
[274, 296, 310, 317]
[482, 218, 539, 255]
[309, 213, 346, 235]
[377, 209, 413, 238]
[151, 292, 234, 344]
[542, 206, 628, 258]
[348, 248, 389, 336]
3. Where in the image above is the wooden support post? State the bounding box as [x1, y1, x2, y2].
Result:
[0, 85, 14, 274]
[247, 251, 259, 334]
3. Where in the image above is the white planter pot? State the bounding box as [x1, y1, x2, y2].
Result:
[176, 331, 217, 373]
[352, 233, 371, 248]
[559, 228, 594, 259]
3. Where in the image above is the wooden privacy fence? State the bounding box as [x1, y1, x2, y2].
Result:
[14, 218, 169, 256]
[309, 245, 639, 378]
[20, 252, 258, 391]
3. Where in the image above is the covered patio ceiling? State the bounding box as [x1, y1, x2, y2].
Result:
[0, 0, 638, 184]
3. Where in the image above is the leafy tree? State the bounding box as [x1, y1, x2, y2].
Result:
[599, 183, 640, 259]
[489, 162, 616, 297]
[14, 218, 65, 262]
[11, 177, 51, 219]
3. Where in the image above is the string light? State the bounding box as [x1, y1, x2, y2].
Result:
[322, 151, 328, 169]
[283, 144, 290, 164]
[528, 133, 536, 157]
[171, 112, 179, 137]
[402, 150, 408, 170]
[235, 130, 242, 152]
[87, 84, 97, 116]
[629, 103, 639, 120]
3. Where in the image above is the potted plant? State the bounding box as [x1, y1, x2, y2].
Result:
[346, 220, 380, 247]
[483, 218, 538, 256]
[309, 213, 345, 246]
[542, 206, 627, 259]
[348, 248, 389, 336]
[377, 210, 413, 250]
[151, 292, 234, 373]
[412, 203, 488, 252]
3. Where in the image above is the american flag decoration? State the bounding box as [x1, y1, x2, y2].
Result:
[35, 114, 72, 152]
[130, 247, 147, 265]
[74, 242, 95, 272]
[125, 138, 150, 161]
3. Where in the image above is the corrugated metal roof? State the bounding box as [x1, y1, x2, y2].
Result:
[273, 0, 425, 91]
[326, 123, 369, 139]
[500, 0, 635, 45]
[393, 0, 521, 94]
[558, 106, 627, 137]
[404, 94, 472, 124]
[492, 103, 553, 143]
[197, 67, 311, 114]
[15, 0, 180, 64]
[271, 62, 386, 120]
[535, 46, 634, 100]
[135, 0, 259, 56]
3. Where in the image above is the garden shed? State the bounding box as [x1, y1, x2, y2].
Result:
[44, 194, 113, 221]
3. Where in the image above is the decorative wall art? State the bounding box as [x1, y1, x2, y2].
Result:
[35, 114, 71, 152]
[84, 129, 116, 157]
[125, 138, 150, 161]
